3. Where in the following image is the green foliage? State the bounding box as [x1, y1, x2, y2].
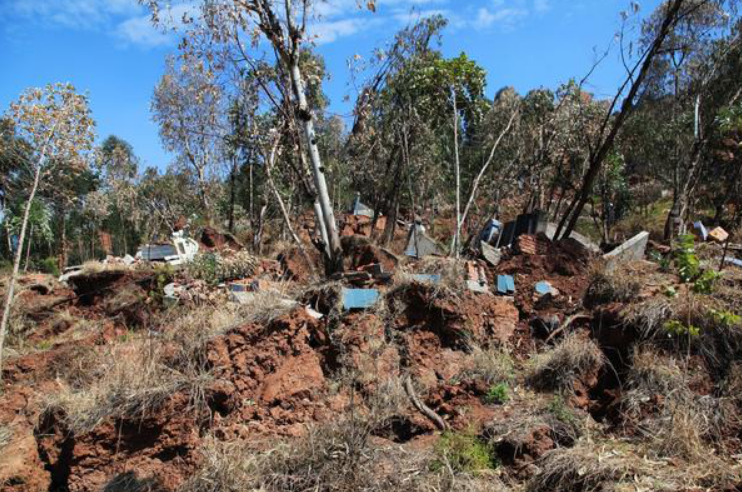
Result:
[433, 429, 498, 475]
[483, 383, 509, 405]
[663, 319, 701, 338]
[547, 395, 578, 427]
[691, 269, 721, 294]
[669, 234, 720, 293]
[673, 234, 701, 283]
[37, 257, 60, 276]
[710, 309, 741, 327]
[148, 263, 175, 305]
[186, 251, 257, 286]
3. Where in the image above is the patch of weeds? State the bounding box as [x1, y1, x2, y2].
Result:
[547, 395, 578, 428]
[710, 309, 741, 327]
[663, 319, 701, 338]
[433, 429, 498, 475]
[0, 424, 11, 451]
[483, 383, 509, 405]
[670, 234, 721, 293]
[35, 339, 54, 351]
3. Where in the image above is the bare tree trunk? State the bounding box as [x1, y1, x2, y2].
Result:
[287, 50, 342, 272]
[0, 166, 42, 382]
[61, 213, 67, 270]
[228, 156, 237, 233]
[450, 86, 462, 258]
[24, 226, 33, 272]
[459, 108, 518, 232]
[555, 0, 685, 240]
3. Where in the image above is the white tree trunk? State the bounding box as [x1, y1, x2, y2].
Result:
[460, 108, 519, 230]
[289, 59, 342, 270]
[450, 86, 461, 258]
[0, 166, 42, 382]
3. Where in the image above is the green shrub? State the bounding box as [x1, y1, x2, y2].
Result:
[483, 383, 509, 405]
[37, 256, 60, 276]
[433, 430, 498, 475]
[187, 251, 257, 285]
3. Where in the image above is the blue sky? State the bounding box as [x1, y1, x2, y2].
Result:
[0, 0, 662, 170]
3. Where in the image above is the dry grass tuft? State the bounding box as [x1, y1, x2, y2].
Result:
[585, 261, 643, 306]
[184, 424, 507, 492]
[621, 346, 740, 460]
[0, 425, 11, 451]
[526, 333, 605, 393]
[393, 256, 467, 298]
[458, 346, 515, 386]
[529, 439, 742, 492]
[47, 339, 210, 433]
[46, 301, 252, 433]
[528, 442, 634, 492]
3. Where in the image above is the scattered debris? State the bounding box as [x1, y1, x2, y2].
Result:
[480, 218, 502, 245]
[535, 280, 558, 299]
[341, 287, 380, 310]
[480, 241, 502, 267]
[693, 220, 709, 241]
[466, 261, 489, 293]
[410, 274, 441, 283]
[350, 192, 374, 217]
[497, 274, 516, 295]
[497, 210, 548, 248]
[708, 226, 729, 243]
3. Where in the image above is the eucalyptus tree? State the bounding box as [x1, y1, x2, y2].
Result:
[152, 56, 227, 218]
[141, 0, 359, 272]
[0, 83, 96, 380]
[554, 0, 737, 240]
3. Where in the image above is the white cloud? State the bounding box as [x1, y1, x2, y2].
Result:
[534, 0, 551, 14]
[115, 3, 197, 47]
[309, 17, 384, 44]
[116, 14, 173, 47]
[474, 6, 528, 29]
[7, 0, 141, 29]
[3, 0, 194, 48]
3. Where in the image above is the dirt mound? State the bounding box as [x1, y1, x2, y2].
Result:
[199, 226, 243, 251]
[37, 392, 201, 492]
[388, 284, 518, 388]
[340, 214, 386, 237]
[278, 247, 319, 282]
[341, 235, 399, 272]
[496, 233, 592, 316]
[205, 308, 339, 437]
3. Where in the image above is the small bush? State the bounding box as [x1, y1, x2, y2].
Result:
[433, 430, 498, 475]
[526, 333, 605, 393]
[483, 383, 509, 405]
[459, 347, 514, 386]
[186, 251, 257, 285]
[37, 256, 60, 276]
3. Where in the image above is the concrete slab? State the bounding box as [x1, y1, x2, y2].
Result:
[410, 274, 441, 283]
[404, 223, 444, 257]
[694, 221, 709, 241]
[603, 231, 650, 269]
[544, 223, 600, 252]
[481, 241, 502, 267]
